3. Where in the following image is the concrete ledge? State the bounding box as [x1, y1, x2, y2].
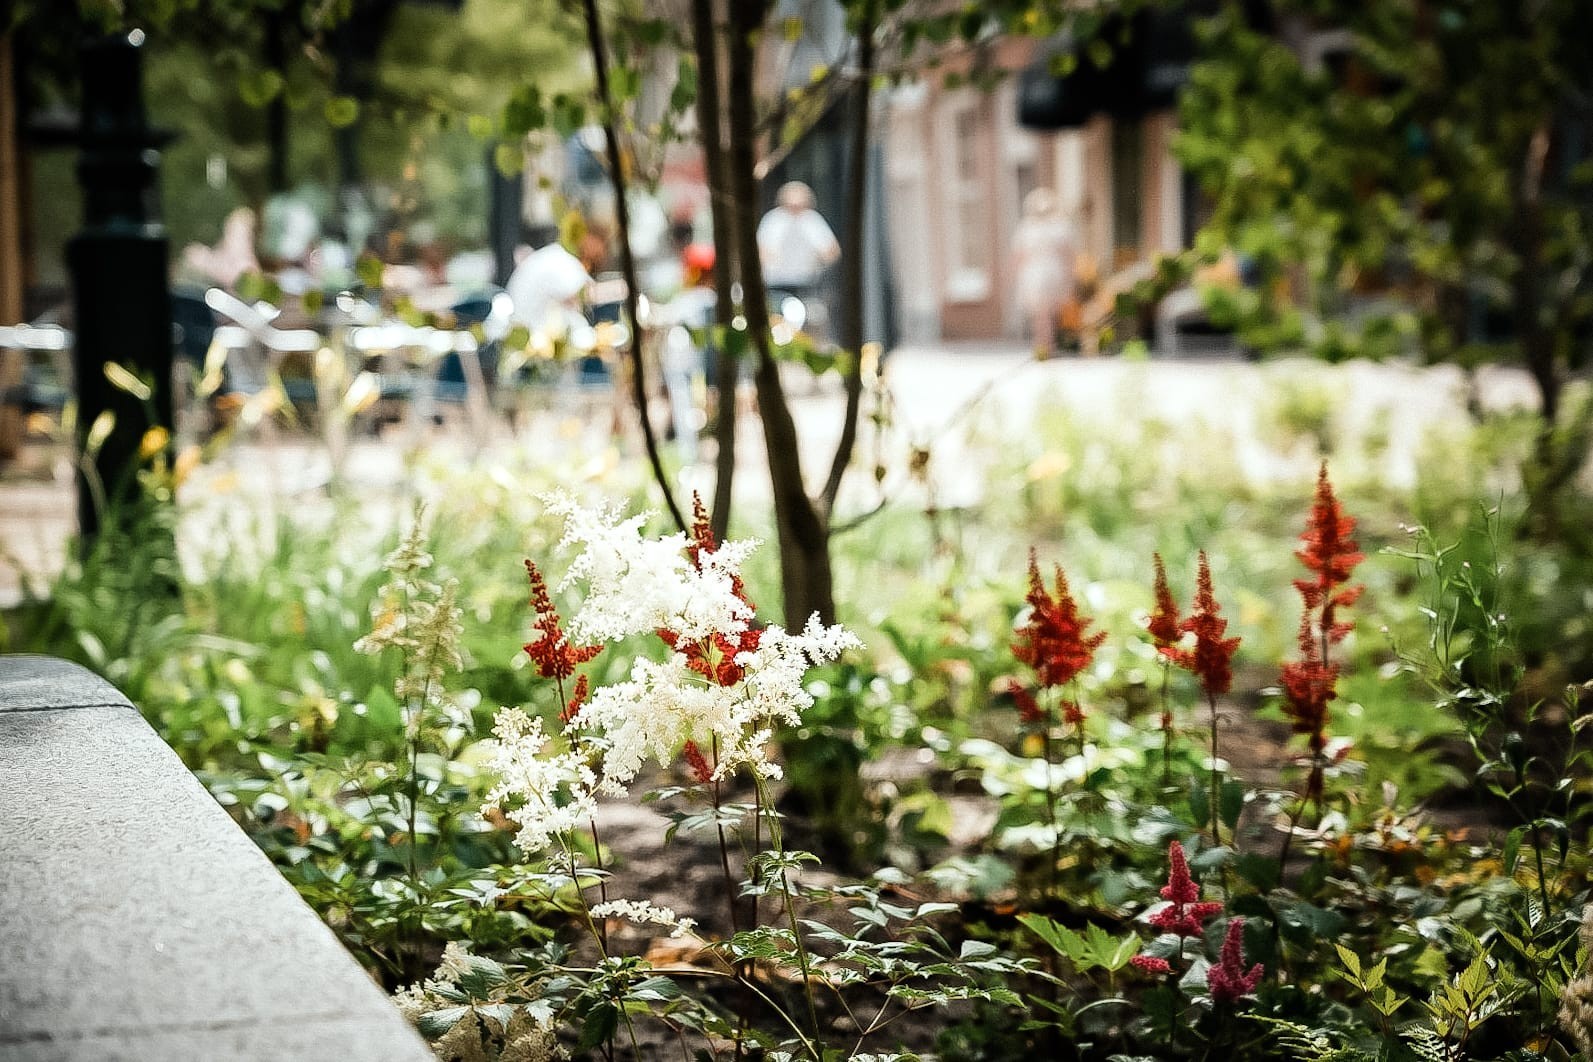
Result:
[0, 655, 433, 1061]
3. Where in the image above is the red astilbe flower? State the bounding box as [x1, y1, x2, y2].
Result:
[1130, 954, 1173, 975]
[1294, 463, 1365, 645]
[1206, 918, 1264, 1003]
[1007, 680, 1045, 727]
[1146, 840, 1224, 939]
[524, 560, 601, 681]
[1279, 615, 1339, 763]
[682, 739, 714, 784]
[660, 494, 762, 687]
[1147, 552, 1183, 649]
[1013, 551, 1106, 690]
[560, 673, 590, 725]
[1163, 552, 1241, 700]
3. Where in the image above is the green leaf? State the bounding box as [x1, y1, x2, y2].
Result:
[959, 939, 999, 961]
[324, 96, 360, 129]
[237, 68, 285, 107]
[1017, 913, 1088, 966]
[578, 1001, 618, 1050]
[1188, 779, 1211, 828]
[416, 1005, 469, 1037]
[356, 253, 385, 290]
[1219, 779, 1246, 829]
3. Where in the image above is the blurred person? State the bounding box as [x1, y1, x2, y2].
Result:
[1011, 188, 1076, 360]
[506, 223, 591, 336]
[180, 207, 259, 290]
[757, 181, 839, 293]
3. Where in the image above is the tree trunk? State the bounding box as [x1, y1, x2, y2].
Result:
[724, 0, 835, 626]
[1511, 124, 1575, 524]
[264, 9, 290, 194]
[582, 0, 685, 533]
[819, 4, 875, 517]
[689, 0, 739, 544]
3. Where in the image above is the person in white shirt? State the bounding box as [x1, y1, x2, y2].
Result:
[506, 225, 591, 339]
[1011, 188, 1076, 360]
[757, 181, 840, 292]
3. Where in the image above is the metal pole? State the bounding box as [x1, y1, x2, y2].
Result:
[67, 30, 173, 543]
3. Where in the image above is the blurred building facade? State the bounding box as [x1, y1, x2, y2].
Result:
[881, 28, 1191, 344]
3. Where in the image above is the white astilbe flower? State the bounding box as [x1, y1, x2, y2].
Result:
[542, 492, 757, 643]
[571, 612, 860, 788]
[437, 940, 473, 983]
[355, 512, 466, 737]
[589, 899, 698, 938]
[483, 708, 598, 855]
[1560, 904, 1593, 1057]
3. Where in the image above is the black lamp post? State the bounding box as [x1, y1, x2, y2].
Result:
[67, 29, 173, 543]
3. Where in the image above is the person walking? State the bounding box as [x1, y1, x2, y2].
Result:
[757, 181, 840, 295]
[1012, 188, 1076, 360]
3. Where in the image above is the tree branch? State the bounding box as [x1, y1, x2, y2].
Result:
[580, 0, 686, 533]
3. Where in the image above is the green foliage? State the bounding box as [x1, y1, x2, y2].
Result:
[1173, 0, 1593, 494]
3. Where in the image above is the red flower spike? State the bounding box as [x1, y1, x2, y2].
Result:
[1062, 700, 1086, 727]
[1131, 955, 1173, 975]
[1279, 614, 1339, 763]
[1166, 553, 1241, 699]
[1008, 681, 1045, 727]
[1013, 551, 1106, 690]
[524, 560, 601, 681]
[1147, 552, 1183, 647]
[1293, 464, 1364, 645]
[1206, 918, 1264, 1003]
[1147, 840, 1224, 939]
[682, 739, 714, 784]
[662, 493, 762, 686]
[560, 673, 590, 726]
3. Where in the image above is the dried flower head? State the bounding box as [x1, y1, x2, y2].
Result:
[1013, 551, 1106, 689]
[1206, 918, 1264, 1003]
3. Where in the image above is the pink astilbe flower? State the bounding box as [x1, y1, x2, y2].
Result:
[1206, 918, 1264, 1003]
[1130, 955, 1173, 975]
[1163, 552, 1240, 700]
[1146, 840, 1224, 939]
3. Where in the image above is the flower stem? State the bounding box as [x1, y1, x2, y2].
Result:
[1208, 690, 1222, 849]
[753, 775, 822, 1057]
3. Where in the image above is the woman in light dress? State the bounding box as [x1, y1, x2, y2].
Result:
[1011, 188, 1076, 360]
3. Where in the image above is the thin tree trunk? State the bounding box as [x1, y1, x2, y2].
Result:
[264, 9, 290, 194]
[1512, 124, 1575, 524]
[690, 0, 739, 544]
[819, 5, 875, 517]
[725, 0, 833, 625]
[582, 0, 686, 533]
